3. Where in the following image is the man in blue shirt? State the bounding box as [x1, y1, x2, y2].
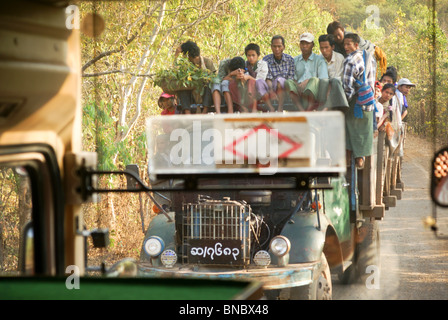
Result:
[294, 33, 328, 82]
[285, 33, 328, 111]
[263, 35, 295, 111]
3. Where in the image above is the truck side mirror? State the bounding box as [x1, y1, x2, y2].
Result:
[90, 229, 110, 248]
[431, 147, 448, 207]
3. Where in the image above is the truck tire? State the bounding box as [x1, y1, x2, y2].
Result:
[356, 219, 380, 282]
[291, 253, 332, 300]
[338, 219, 380, 284]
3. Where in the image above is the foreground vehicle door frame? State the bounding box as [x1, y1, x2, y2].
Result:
[0, 143, 65, 276]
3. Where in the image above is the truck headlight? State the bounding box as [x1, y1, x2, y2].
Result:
[160, 249, 177, 268]
[143, 236, 164, 257]
[270, 236, 291, 257]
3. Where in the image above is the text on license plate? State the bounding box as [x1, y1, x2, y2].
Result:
[188, 239, 242, 264]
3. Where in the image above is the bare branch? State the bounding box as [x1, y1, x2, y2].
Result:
[81, 4, 160, 73]
[115, 1, 167, 142]
[82, 47, 124, 72]
[82, 70, 155, 78]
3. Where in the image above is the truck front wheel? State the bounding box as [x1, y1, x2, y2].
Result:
[291, 253, 332, 300]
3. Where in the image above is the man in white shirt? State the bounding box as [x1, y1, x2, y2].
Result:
[318, 34, 344, 80]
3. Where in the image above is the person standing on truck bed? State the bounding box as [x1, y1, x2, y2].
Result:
[342, 33, 377, 169]
[262, 35, 295, 112]
[327, 21, 387, 78]
[175, 40, 216, 114]
[396, 78, 415, 121]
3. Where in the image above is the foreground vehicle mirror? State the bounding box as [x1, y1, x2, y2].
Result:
[431, 147, 448, 207]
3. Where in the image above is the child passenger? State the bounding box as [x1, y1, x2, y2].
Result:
[158, 92, 178, 115]
[244, 43, 276, 112]
[227, 57, 257, 113]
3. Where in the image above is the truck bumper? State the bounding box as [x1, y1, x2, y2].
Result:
[139, 262, 319, 290]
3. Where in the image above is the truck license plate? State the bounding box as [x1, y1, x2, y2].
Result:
[188, 239, 242, 264]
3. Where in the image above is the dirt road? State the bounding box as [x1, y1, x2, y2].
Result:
[333, 134, 448, 300]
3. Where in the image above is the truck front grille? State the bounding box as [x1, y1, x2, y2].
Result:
[181, 197, 251, 265]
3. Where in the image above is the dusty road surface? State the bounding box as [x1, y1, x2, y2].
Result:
[333, 134, 448, 300]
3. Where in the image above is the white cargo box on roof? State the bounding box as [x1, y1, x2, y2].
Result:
[146, 111, 346, 180]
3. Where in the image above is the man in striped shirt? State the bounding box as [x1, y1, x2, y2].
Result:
[263, 35, 295, 111]
[342, 33, 377, 169]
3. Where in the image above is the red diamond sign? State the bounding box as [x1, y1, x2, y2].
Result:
[224, 123, 303, 161]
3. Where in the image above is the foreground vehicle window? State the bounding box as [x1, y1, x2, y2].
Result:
[0, 166, 32, 275]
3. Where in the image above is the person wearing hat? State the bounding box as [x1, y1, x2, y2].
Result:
[284, 32, 329, 111]
[396, 78, 415, 121]
[158, 92, 178, 115]
[294, 32, 328, 83]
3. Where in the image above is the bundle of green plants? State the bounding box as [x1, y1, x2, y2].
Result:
[153, 56, 214, 96]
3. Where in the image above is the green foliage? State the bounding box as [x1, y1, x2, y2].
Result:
[153, 56, 214, 94]
[82, 101, 146, 171]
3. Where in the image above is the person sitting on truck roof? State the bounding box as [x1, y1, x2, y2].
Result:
[284, 32, 328, 111]
[316, 33, 350, 112]
[226, 56, 258, 113]
[244, 43, 275, 112]
[284, 33, 348, 112]
[342, 33, 377, 169]
[318, 34, 344, 80]
[262, 35, 295, 112]
[175, 40, 216, 114]
[211, 58, 237, 114]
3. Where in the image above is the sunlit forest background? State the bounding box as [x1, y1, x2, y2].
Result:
[78, 0, 448, 262]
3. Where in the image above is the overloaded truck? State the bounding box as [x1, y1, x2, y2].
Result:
[137, 110, 403, 300]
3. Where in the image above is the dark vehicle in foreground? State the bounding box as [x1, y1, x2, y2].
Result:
[0, 0, 261, 300]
